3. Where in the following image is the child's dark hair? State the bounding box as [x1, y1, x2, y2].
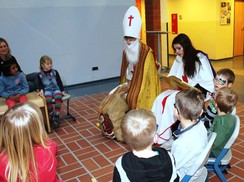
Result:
[172, 33, 203, 78]
[215, 87, 238, 114]
[2, 59, 17, 76]
[217, 68, 235, 84]
[175, 89, 205, 121]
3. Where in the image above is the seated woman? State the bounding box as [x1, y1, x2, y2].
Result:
[0, 37, 37, 92]
[0, 37, 22, 75]
[152, 33, 215, 148]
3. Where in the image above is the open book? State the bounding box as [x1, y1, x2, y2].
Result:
[162, 75, 197, 91]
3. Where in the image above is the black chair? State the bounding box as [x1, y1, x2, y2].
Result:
[26, 72, 39, 92]
[26, 72, 76, 122]
[59, 88, 76, 122]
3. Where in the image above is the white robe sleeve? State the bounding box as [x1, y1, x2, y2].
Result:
[168, 55, 183, 79]
[193, 53, 214, 93]
[168, 53, 214, 93]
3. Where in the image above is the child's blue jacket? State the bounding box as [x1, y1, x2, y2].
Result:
[0, 72, 29, 98]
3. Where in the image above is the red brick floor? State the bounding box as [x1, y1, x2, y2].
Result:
[49, 83, 244, 182]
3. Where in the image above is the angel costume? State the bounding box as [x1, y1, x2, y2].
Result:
[152, 53, 214, 145]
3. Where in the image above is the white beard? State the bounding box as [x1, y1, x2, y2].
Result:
[124, 39, 140, 64]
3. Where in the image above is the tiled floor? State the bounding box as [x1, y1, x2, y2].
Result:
[49, 57, 244, 182]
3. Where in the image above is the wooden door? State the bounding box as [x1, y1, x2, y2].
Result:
[234, 0, 244, 56]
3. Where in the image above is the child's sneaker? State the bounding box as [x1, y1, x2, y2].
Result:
[50, 120, 59, 130]
[50, 113, 60, 130]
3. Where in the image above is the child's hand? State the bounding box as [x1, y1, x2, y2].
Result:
[37, 90, 44, 97]
[62, 91, 67, 96]
[8, 95, 16, 101]
[9, 94, 21, 102]
[14, 94, 21, 102]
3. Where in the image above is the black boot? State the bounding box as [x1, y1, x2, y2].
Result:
[50, 113, 60, 129]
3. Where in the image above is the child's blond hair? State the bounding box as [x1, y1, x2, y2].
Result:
[121, 109, 156, 151]
[40, 55, 52, 70]
[215, 87, 238, 114]
[0, 102, 50, 182]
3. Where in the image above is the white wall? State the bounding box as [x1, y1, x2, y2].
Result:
[0, 0, 134, 85]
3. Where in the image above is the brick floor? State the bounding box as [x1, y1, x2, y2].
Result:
[49, 82, 244, 182]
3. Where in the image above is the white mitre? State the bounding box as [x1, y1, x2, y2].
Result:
[123, 6, 142, 39]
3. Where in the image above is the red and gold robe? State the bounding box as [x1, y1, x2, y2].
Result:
[120, 42, 161, 110]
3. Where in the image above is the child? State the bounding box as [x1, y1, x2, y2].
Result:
[37, 55, 66, 129]
[210, 87, 238, 157]
[202, 68, 235, 128]
[0, 37, 37, 91]
[0, 59, 29, 108]
[0, 102, 60, 182]
[113, 109, 178, 182]
[171, 89, 207, 181]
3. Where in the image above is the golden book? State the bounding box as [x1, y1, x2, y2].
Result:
[162, 75, 196, 90]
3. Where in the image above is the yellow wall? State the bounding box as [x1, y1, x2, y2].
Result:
[166, 0, 234, 60]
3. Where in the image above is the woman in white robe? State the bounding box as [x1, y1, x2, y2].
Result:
[152, 33, 215, 147]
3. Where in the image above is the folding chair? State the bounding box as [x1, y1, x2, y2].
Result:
[59, 91, 76, 121]
[51, 84, 76, 122]
[181, 132, 217, 182]
[205, 115, 240, 182]
[27, 72, 76, 122]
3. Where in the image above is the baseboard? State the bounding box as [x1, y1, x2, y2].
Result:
[66, 76, 120, 89]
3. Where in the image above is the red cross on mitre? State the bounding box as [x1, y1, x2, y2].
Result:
[128, 15, 134, 26]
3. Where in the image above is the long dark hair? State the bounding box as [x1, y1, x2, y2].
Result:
[2, 59, 17, 76]
[172, 33, 204, 78]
